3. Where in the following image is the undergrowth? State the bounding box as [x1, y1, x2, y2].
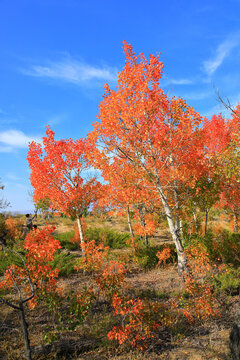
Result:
[51, 251, 77, 277]
[134, 244, 177, 269]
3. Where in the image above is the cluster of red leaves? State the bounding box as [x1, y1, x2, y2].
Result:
[95, 260, 126, 299]
[74, 240, 109, 273]
[75, 286, 95, 318]
[179, 244, 220, 321]
[24, 226, 61, 290]
[108, 294, 159, 349]
[75, 240, 126, 299]
[0, 227, 61, 309]
[133, 214, 158, 237]
[126, 236, 138, 251]
[156, 247, 172, 267]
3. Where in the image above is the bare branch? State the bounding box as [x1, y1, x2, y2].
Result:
[215, 86, 240, 118]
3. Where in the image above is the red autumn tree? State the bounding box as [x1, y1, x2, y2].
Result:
[203, 108, 240, 232]
[89, 41, 206, 273]
[220, 180, 240, 232]
[27, 127, 102, 254]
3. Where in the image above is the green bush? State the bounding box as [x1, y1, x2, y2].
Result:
[85, 227, 131, 249]
[214, 267, 240, 295]
[55, 227, 131, 250]
[134, 244, 177, 269]
[183, 232, 219, 262]
[51, 252, 77, 277]
[54, 231, 78, 251]
[183, 230, 240, 267]
[216, 230, 240, 267]
[0, 214, 7, 237]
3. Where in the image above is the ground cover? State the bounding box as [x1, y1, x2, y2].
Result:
[0, 213, 239, 359]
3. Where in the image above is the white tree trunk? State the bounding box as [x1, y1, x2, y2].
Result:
[193, 210, 197, 232]
[179, 219, 183, 239]
[127, 206, 134, 237]
[76, 215, 85, 257]
[156, 180, 187, 274]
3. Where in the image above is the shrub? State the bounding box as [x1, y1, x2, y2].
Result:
[178, 243, 220, 322]
[156, 247, 172, 267]
[0, 216, 25, 248]
[183, 230, 240, 267]
[108, 294, 160, 349]
[0, 251, 24, 275]
[55, 227, 131, 250]
[134, 244, 177, 269]
[85, 227, 131, 249]
[0, 226, 61, 309]
[215, 230, 240, 267]
[95, 260, 126, 299]
[75, 240, 109, 273]
[54, 231, 78, 250]
[214, 267, 240, 295]
[0, 214, 7, 237]
[43, 286, 95, 337]
[51, 252, 77, 277]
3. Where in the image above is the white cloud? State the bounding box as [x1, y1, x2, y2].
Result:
[0, 145, 14, 153]
[21, 58, 118, 84]
[168, 78, 193, 85]
[44, 113, 67, 127]
[183, 90, 212, 101]
[203, 37, 239, 76]
[0, 130, 42, 149]
[6, 172, 23, 181]
[162, 77, 193, 86]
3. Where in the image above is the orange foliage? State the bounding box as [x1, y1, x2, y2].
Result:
[0, 226, 61, 308]
[5, 217, 25, 241]
[179, 243, 220, 321]
[156, 247, 171, 267]
[108, 294, 159, 349]
[27, 127, 102, 219]
[95, 260, 126, 298]
[133, 213, 158, 237]
[74, 240, 109, 273]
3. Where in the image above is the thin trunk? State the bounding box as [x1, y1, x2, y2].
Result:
[173, 182, 180, 235]
[139, 206, 148, 246]
[189, 220, 192, 235]
[156, 180, 187, 275]
[204, 209, 209, 235]
[76, 215, 85, 257]
[19, 303, 32, 360]
[126, 206, 134, 237]
[233, 210, 239, 233]
[193, 210, 197, 232]
[179, 219, 183, 239]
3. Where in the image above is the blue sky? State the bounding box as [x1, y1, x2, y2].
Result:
[1, 0, 240, 212]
